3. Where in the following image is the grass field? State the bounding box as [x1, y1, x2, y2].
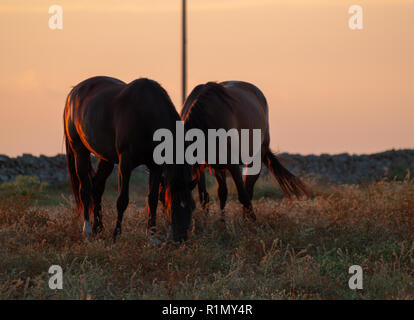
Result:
[0, 172, 414, 299]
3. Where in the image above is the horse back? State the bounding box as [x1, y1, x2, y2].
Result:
[113, 79, 180, 163]
[183, 80, 268, 133]
[64, 77, 179, 166]
[183, 81, 270, 165]
[221, 81, 268, 125]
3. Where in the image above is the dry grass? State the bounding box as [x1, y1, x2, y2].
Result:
[0, 176, 414, 300]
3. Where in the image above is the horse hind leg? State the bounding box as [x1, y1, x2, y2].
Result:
[113, 152, 132, 243]
[227, 165, 256, 221]
[214, 169, 228, 221]
[244, 171, 260, 200]
[147, 168, 162, 247]
[197, 168, 210, 213]
[244, 140, 266, 200]
[91, 160, 114, 233]
[74, 151, 93, 239]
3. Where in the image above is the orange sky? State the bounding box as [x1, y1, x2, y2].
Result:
[0, 0, 413, 156]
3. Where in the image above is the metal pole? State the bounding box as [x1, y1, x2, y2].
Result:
[182, 0, 187, 104]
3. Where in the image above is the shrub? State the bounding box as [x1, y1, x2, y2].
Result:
[387, 160, 410, 181]
[0, 175, 48, 200]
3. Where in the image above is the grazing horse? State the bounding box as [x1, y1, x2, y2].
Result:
[64, 76, 195, 243]
[181, 81, 309, 218]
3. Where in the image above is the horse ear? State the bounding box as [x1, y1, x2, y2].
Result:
[189, 178, 198, 190]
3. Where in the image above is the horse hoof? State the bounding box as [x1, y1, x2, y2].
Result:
[112, 227, 121, 243]
[83, 221, 92, 239]
[247, 212, 257, 221]
[218, 209, 225, 221]
[201, 201, 210, 214]
[110, 242, 120, 249]
[243, 208, 256, 221]
[149, 235, 163, 248]
[93, 223, 103, 234]
[166, 225, 173, 241]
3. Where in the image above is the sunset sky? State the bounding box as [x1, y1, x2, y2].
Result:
[0, 0, 413, 156]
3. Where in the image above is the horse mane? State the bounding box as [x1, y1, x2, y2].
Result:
[182, 82, 235, 131]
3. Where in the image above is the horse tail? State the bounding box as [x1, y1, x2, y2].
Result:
[65, 135, 82, 213]
[264, 149, 310, 200]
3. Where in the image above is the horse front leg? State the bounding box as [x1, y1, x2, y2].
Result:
[113, 153, 132, 243]
[214, 169, 228, 221]
[147, 168, 162, 246]
[91, 160, 114, 233]
[74, 151, 93, 239]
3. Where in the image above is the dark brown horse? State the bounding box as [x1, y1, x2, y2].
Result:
[181, 81, 309, 218]
[64, 76, 195, 243]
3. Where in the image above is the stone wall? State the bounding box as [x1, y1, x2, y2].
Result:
[0, 154, 68, 185]
[278, 149, 414, 184]
[0, 149, 413, 185]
